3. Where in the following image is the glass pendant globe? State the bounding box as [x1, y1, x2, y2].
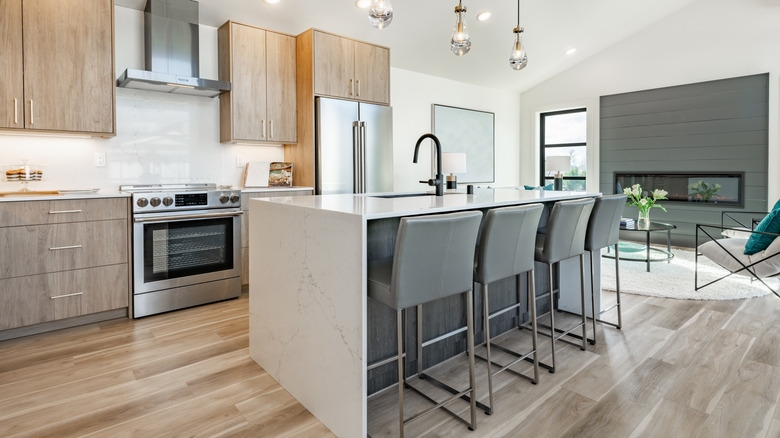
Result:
[450, 20, 471, 56]
[368, 0, 393, 29]
[509, 36, 527, 70]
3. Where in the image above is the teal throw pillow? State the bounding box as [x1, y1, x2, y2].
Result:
[744, 209, 780, 255]
[542, 183, 554, 191]
[772, 198, 780, 211]
[523, 185, 538, 190]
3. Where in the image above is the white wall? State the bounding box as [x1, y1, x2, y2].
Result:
[390, 68, 522, 192]
[519, 0, 780, 205]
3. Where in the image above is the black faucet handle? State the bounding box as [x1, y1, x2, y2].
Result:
[419, 179, 442, 186]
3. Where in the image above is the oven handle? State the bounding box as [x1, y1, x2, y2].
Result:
[133, 210, 243, 223]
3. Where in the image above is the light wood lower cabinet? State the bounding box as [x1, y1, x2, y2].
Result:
[0, 197, 131, 336]
[0, 219, 127, 279]
[0, 264, 128, 330]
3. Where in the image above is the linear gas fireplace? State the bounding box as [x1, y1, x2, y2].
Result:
[615, 172, 744, 207]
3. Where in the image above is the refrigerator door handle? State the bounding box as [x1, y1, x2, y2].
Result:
[359, 121, 367, 194]
[352, 121, 360, 193]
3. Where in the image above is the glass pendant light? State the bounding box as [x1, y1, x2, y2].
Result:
[368, 0, 393, 29]
[509, 0, 527, 70]
[450, 1, 471, 56]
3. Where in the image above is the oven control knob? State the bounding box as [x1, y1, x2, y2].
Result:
[219, 193, 229, 203]
[230, 193, 240, 203]
[162, 196, 174, 207]
[137, 197, 149, 208]
[150, 197, 161, 207]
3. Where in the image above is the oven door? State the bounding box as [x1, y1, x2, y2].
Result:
[132, 208, 242, 295]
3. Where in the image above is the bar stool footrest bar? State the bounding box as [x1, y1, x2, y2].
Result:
[416, 372, 491, 414]
[403, 380, 474, 427]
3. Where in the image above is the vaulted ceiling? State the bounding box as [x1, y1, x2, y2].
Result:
[116, 0, 700, 93]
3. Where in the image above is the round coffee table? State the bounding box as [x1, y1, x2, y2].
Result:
[603, 221, 677, 272]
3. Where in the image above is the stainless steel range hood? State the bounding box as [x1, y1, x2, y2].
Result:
[117, 0, 230, 98]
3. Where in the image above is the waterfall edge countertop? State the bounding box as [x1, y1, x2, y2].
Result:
[248, 187, 601, 219]
[248, 188, 602, 438]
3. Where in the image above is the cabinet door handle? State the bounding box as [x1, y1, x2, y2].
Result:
[13, 98, 18, 125]
[269, 120, 273, 139]
[30, 99, 34, 125]
[49, 244, 83, 251]
[357, 80, 360, 97]
[51, 292, 83, 300]
[349, 79, 353, 96]
[262, 120, 266, 138]
[49, 209, 83, 215]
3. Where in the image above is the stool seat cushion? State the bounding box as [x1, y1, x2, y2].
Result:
[368, 257, 394, 309]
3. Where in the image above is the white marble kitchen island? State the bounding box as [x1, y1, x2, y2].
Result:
[248, 188, 602, 438]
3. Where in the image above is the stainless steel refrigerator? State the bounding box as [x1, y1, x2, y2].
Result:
[315, 97, 393, 195]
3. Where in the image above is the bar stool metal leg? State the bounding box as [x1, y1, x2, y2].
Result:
[466, 289, 477, 431]
[589, 250, 598, 345]
[548, 264, 556, 373]
[528, 270, 539, 384]
[396, 309, 405, 438]
[579, 254, 587, 351]
[482, 284, 494, 415]
[593, 243, 623, 330]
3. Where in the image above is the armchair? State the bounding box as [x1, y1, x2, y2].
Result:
[695, 224, 780, 299]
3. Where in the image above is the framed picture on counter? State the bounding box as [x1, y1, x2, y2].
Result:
[432, 104, 495, 183]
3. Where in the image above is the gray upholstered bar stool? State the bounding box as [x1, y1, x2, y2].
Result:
[584, 194, 627, 343]
[367, 211, 483, 438]
[533, 197, 594, 373]
[474, 203, 544, 415]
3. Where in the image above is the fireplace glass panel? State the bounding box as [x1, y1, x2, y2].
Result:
[615, 173, 743, 206]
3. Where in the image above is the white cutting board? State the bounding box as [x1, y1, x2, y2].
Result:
[243, 162, 271, 188]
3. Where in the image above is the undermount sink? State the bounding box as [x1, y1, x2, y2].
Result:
[368, 192, 459, 199]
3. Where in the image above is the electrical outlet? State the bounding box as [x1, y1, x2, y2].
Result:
[236, 155, 245, 168]
[94, 151, 106, 167]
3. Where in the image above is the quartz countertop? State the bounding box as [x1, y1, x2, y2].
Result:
[241, 186, 313, 193]
[252, 188, 601, 220]
[0, 190, 130, 202]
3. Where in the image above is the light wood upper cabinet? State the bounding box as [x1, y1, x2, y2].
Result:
[353, 41, 390, 105]
[311, 30, 389, 105]
[4, 0, 115, 135]
[266, 31, 297, 143]
[0, 0, 23, 130]
[313, 31, 355, 100]
[219, 21, 296, 144]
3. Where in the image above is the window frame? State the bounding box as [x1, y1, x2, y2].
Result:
[539, 108, 587, 189]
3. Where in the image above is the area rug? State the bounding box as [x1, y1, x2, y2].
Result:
[600, 246, 774, 300]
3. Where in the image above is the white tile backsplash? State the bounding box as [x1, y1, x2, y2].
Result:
[0, 88, 284, 192]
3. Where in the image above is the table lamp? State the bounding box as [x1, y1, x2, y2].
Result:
[442, 152, 467, 189]
[545, 156, 571, 191]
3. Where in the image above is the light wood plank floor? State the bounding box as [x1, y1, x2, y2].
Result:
[1, 291, 779, 437]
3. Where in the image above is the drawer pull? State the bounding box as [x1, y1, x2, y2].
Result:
[51, 292, 83, 300]
[49, 244, 83, 251]
[49, 210, 83, 215]
[14, 98, 18, 125]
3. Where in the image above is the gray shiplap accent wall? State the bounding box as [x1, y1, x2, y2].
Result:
[599, 73, 769, 247]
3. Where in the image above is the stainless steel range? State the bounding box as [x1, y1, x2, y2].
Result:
[121, 184, 242, 318]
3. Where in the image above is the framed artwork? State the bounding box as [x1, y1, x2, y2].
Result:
[432, 104, 495, 183]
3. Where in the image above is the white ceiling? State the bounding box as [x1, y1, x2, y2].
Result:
[116, 0, 700, 94]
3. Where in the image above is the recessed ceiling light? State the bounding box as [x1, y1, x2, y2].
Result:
[264, 0, 280, 4]
[355, 0, 371, 8]
[476, 11, 491, 21]
[565, 48, 577, 55]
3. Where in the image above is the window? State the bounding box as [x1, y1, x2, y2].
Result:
[540, 108, 587, 191]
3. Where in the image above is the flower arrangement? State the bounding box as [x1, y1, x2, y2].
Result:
[623, 184, 667, 228]
[688, 180, 721, 202]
